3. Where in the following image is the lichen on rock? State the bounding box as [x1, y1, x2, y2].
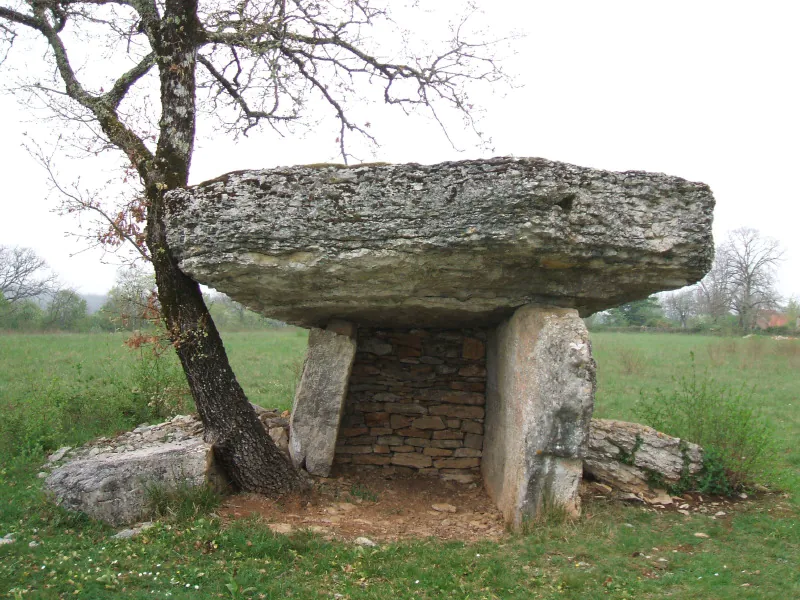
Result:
[164, 157, 714, 328]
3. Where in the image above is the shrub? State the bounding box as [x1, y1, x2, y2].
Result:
[635, 353, 775, 493]
[123, 331, 192, 420]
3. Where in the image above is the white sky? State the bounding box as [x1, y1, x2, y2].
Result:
[1, 0, 798, 299]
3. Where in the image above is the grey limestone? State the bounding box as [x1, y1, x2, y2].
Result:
[483, 306, 595, 530]
[164, 157, 714, 328]
[289, 323, 357, 476]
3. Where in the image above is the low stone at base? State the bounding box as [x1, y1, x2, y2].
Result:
[584, 419, 703, 494]
[45, 438, 225, 526]
[483, 306, 596, 530]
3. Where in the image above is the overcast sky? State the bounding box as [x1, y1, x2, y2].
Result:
[1, 1, 798, 300]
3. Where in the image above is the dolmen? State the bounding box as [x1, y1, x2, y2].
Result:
[164, 157, 714, 530]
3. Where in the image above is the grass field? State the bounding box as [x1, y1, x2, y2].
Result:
[0, 330, 798, 598]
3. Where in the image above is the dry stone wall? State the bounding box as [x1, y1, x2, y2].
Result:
[334, 328, 488, 483]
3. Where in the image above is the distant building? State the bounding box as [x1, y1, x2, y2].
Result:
[755, 310, 789, 330]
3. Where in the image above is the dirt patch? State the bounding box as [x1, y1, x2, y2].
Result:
[219, 477, 775, 544]
[219, 472, 506, 542]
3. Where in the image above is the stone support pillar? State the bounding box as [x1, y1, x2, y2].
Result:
[483, 306, 595, 530]
[289, 321, 357, 477]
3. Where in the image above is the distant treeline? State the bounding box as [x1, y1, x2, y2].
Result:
[0, 263, 286, 333]
[586, 295, 799, 336]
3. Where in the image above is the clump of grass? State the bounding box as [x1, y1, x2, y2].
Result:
[617, 347, 646, 376]
[635, 353, 775, 494]
[349, 483, 378, 503]
[706, 338, 738, 367]
[145, 480, 222, 521]
[520, 498, 574, 534]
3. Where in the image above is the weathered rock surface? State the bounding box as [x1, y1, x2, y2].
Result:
[290, 323, 357, 477]
[164, 157, 714, 328]
[44, 409, 290, 526]
[45, 438, 223, 526]
[483, 306, 596, 529]
[584, 419, 703, 494]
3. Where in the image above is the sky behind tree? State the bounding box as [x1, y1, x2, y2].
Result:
[1, 1, 798, 300]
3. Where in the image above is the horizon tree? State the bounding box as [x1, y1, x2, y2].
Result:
[662, 288, 696, 329]
[0, 244, 57, 305]
[719, 228, 783, 331]
[0, 1, 506, 495]
[99, 265, 156, 331]
[696, 246, 733, 325]
[44, 287, 87, 330]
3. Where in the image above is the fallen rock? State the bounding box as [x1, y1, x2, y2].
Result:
[583, 419, 703, 494]
[43, 409, 290, 526]
[112, 522, 154, 540]
[45, 438, 226, 526]
[268, 523, 293, 535]
[644, 489, 673, 506]
[0, 534, 14, 546]
[47, 446, 72, 463]
[355, 536, 378, 547]
[432, 503, 457, 513]
[164, 157, 714, 328]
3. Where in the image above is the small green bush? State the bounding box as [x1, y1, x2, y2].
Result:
[126, 342, 192, 420]
[635, 353, 775, 493]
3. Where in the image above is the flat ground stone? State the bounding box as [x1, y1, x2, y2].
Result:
[44, 439, 226, 526]
[164, 157, 714, 328]
[289, 324, 357, 477]
[483, 306, 595, 529]
[583, 419, 703, 494]
[42, 411, 290, 526]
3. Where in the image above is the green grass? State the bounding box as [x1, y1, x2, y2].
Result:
[222, 329, 308, 410]
[592, 333, 800, 497]
[0, 330, 798, 599]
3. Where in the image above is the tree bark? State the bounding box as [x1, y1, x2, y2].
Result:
[142, 0, 304, 495]
[148, 218, 304, 495]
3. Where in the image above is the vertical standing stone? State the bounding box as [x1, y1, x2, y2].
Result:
[289, 321, 357, 476]
[483, 306, 595, 530]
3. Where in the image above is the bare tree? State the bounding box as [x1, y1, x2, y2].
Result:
[662, 288, 696, 329]
[0, 245, 57, 304]
[44, 287, 87, 330]
[101, 265, 156, 330]
[719, 228, 784, 331]
[0, 1, 505, 495]
[696, 247, 733, 324]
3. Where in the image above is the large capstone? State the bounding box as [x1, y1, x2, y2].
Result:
[164, 157, 714, 328]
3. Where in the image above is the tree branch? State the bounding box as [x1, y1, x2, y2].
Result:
[198, 53, 294, 132]
[103, 51, 156, 108]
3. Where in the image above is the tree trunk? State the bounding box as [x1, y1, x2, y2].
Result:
[141, 0, 305, 496]
[148, 213, 304, 495]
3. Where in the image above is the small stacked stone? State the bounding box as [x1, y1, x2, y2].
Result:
[334, 328, 487, 483]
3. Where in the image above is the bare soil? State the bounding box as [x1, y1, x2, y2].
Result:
[219, 476, 775, 544]
[219, 472, 506, 542]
